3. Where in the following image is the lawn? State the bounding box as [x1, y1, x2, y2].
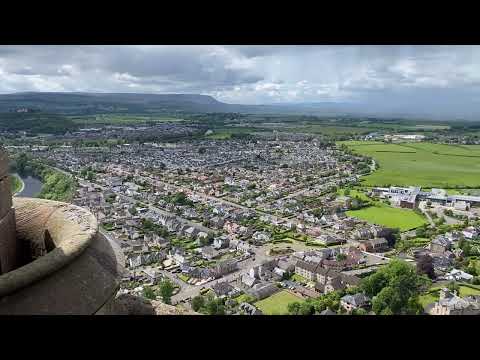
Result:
[347, 204, 427, 231]
[337, 188, 372, 202]
[235, 293, 255, 304]
[340, 141, 480, 188]
[418, 292, 438, 308]
[254, 290, 303, 315]
[418, 284, 480, 307]
[177, 274, 190, 283]
[206, 132, 232, 140]
[291, 274, 309, 284]
[459, 285, 480, 297]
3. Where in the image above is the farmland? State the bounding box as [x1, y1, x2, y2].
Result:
[254, 290, 303, 315]
[70, 114, 186, 125]
[340, 141, 480, 188]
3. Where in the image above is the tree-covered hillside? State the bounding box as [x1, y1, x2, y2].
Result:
[0, 112, 78, 134]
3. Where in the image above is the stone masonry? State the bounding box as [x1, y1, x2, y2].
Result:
[0, 148, 18, 274]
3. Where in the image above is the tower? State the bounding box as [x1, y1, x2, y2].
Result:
[0, 148, 19, 274]
[0, 147, 125, 314]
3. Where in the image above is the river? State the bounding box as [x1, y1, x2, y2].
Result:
[13, 173, 43, 198]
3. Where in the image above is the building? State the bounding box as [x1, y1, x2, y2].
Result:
[249, 282, 279, 300]
[427, 288, 480, 315]
[211, 282, 236, 297]
[212, 259, 238, 278]
[340, 293, 371, 312]
[430, 236, 452, 254]
[444, 269, 474, 282]
[358, 238, 389, 253]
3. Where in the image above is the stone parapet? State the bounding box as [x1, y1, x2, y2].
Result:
[0, 198, 124, 314]
[0, 210, 17, 274]
[0, 149, 8, 179]
[0, 175, 13, 220]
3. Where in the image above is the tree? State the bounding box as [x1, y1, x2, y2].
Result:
[336, 253, 347, 261]
[416, 254, 435, 279]
[191, 295, 205, 312]
[415, 225, 427, 238]
[159, 280, 175, 304]
[143, 286, 156, 300]
[287, 302, 301, 315]
[447, 281, 460, 295]
[352, 308, 368, 315]
[361, 259, 430, 315]
[205, 298, 225, 315]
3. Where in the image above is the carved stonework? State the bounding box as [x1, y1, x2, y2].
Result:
[0, 148, 18, 274]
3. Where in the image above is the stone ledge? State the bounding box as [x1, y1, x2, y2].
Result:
[0, 210, 17, 274]
[0, 231, 124, 314]
[0, 198, 98, 298]
[0, 149, 8, 179]
[0, 175, 13, 220]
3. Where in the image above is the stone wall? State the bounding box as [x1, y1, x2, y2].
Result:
[0, 148, 18, 274]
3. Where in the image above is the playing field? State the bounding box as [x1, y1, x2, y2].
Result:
[254, 290, 303, 315]
[346, 204, 427, 231]
[340, 141, 480, 188]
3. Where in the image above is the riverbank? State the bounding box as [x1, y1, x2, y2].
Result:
[10, 173, 24, 195]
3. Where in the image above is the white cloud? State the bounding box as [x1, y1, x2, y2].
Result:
[0, 45, 480, 112]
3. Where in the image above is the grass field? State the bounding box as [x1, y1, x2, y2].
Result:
[340, 141, 480, 188]
[418, 284, 480, 307]
[206, 132, 232, 139]
[283, 125, 375, 135]
[205, 126, 259, 140]
[254, 290, 303, 315]
[71, 114, 185, 125]
[337, 188, 371, 202]
[347, 203, 427, 231]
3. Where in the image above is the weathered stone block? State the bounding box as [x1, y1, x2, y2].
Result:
[0, 209, 17, 274]
[0, 149, 8, 179]
[0, 175, 13, 220]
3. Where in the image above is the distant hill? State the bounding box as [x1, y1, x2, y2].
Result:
[0, 92, 370, 117]
[0, 92, 477, 121]
[0, 92, 234, 115]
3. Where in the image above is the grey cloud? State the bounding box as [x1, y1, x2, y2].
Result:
[1, 45, 480, 116]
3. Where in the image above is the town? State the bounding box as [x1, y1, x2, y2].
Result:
[6, 118, 480, 316]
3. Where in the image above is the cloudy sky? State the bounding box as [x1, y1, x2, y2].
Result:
[1, 45, 480, 110]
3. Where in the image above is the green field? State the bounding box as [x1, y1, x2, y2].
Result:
[340, 141, 480, 188]
[282, 125, 375, 135]
[347, 203, 427, 231]
[337, 188, 371, 201]
[205, 126, 259, 140]
[206, 132, 232, 140]
[254, 290, 303, 315]
[71, 114, 185, 125]
[418, 284, 480, 307]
